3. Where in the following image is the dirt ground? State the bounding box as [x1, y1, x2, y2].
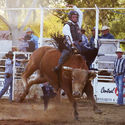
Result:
[0, 98, 125, 125]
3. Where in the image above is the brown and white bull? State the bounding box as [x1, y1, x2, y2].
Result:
[63, 66, 96, 97]
[19, 46, 102, 120]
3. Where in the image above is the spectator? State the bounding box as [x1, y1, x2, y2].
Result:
[113, 48, 125, 106]
[12, 47, 18, 52]
[19, 37, 29, 52]
[24, 35, 35, 52]
[81, 29, 89, 47]
[101, 25, 115, 39]
[25, 28, 39, 50]
[89, 26, 101, 48]
[0, 51, 13, 101]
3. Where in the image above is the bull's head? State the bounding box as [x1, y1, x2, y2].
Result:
[63, 66, 96, 97]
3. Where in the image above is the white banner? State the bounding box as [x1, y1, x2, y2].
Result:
[95, 82, 118, 104]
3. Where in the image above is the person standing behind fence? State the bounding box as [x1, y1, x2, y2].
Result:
[0, 51, 13, 101]
[113, 48, 125, 106]
[81, 28, 89, 47]
[24, 34, 35, 52]
[89, 27, 102, 49]
[25, 28, 39, 50]
[19, 37, 29, 52]
[101, 25, 115, 39]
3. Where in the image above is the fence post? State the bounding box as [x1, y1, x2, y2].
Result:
[95, 4, 99, 48]
[38, 6, 44, 47]
[12, 52, 16, 100]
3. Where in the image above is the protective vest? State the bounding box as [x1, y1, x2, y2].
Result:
[66, 22, 82, 42]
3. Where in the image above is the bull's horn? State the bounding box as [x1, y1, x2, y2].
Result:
[89, 70, 98, 74]
[63, 66, 73, 70]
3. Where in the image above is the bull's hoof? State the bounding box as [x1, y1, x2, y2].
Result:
[44, 105, 48, 111]
[74, 115, 79, 120]
[74, 112, 79, 120]
[94, 109, 102, 114]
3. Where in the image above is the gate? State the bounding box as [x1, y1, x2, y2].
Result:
[0, 51, 43, 100]
[93, 39, 125, 104]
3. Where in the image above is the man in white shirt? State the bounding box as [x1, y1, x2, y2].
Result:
[114, 48, 125, 105]
[0, 51, 13, 101]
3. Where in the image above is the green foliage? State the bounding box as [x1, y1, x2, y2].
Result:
[0, 0, 125, 45]
[64, 0, 119, 28]
[51, 0, 122, 38]
[63, 0, 125, 50]
[109, 11, 125, 50]
[110, 14, 125, 39]
[0, 19, 8, 30]
[43, 13, 63, 38]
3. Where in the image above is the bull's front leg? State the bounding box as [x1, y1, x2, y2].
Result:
[73, 100, 79, 120]
[19, 76, 47, 102]
[84, 81, 102, 114]
[65, 89, 79, 120]
[19, 72, 29, 102]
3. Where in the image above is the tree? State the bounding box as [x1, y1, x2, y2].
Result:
[51, 0, 125, 49]
[0, 0, 66, 48]
[0, 0, 125, 50]
[43, 13, 63, 37]
[53, 0, 120, 37]
[4, 0, 39, 47]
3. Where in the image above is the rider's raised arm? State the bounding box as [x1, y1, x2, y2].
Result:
[73, 6, 83, 28]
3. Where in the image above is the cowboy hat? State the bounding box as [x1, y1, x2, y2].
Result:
[101, 25, 110, 31]
[6, 51, 13, 57]
[26, 28, 32, 33]
[115, 48, 124, 53]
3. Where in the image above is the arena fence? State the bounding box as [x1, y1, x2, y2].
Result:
[0, 6, 125, 103]
[93, 39, 125, 104]
[0, 51, 43, 101]
[0, 52, 9, 98]
[0, 40, 125, 103]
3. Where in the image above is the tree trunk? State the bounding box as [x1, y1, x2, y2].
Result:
[5, 0, 38, 48]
